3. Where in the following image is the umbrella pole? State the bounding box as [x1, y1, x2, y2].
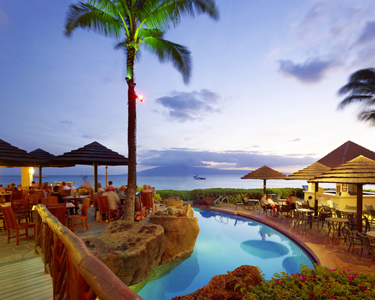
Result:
[94, 163, 98, 193]
[263, 179, 266, 195]
[357, 183, 363, 232]
[105, 165, 108, 188]
[314, 183, 319, 217]
[39, 166, 42, 187]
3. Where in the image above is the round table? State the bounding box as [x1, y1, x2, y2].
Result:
[326, 217, 349, 239]
[296, 208, 314, 228]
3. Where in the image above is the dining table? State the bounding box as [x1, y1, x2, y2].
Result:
[296, 208, 315, 228]
[325, 217, 349, 240]
[243, 199, 259, 210]
[63, 195, 90, 206]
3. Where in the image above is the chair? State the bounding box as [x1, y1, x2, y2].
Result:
[135, 194, 147, 215]
[67, 198, 89, 232]
[359, 234, 375, 267]
[141, 191, 155, 214]
[11, 190, 23, 201]
[46, 203, 66, 226]
[1, 206, 35, 245]
[11, 199, 31, 223]
[92, 192, 99, 219]
[41, 196, 58, 205]
[317, 209, 332, 232]
[279, 205, 291, 218]
[347, 229, 362, 256]
[367, 209, 375, 226]
[60, 189, 71, 198]
[28, 194, 39, 221]
[97, 195, 118, 223]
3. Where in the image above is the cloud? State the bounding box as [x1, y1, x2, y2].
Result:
[156, 89, 221, 122]
[290, 138, 300, 142]
[60, 120, 73, 125]
[138, 148, 317, 169]
[0, 9, 9, 29]
[81, 135, 93, 139]
[278, 58, 335, 83]
[357, 20, 375, 44]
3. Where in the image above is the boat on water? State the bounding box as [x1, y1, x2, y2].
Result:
[193, 175, 206, 180]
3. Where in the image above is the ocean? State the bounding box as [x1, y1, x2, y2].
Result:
[0, 174, 339, 191]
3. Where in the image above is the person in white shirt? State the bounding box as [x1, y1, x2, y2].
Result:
[105, 190, 120, 210]
[68, 183, 76, 196]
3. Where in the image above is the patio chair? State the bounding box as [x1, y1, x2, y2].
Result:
[359, 234, 375, 267]
[97, 195, 118, 223]
[41, 196, 58, 205]
[259, 204, 272, 216]
[11, 199, 31, 223]
[11, 190, 23, 201]
[1, 206, 35, 245]
[347, 229, 362, 256]
[28, 194, 39, 221]
[46, 203, 66, 226]
[279, 205, 291, 218]
[135, 194, 147, 215]
[67, 197, 89, 232]
[142, 191, 155, 214]
[317, 209, 332, 232]
[367, 209, 375, 226]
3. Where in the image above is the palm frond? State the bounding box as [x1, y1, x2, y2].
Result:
[338, 81, 375, 96]
[65, 2, 123, 38]
[114, 40, 142, 62]
[338, 95, 373, 110]
[358, 109, 375, 125]
[349, 68, 375, 85]
[143, 35, 191, 84]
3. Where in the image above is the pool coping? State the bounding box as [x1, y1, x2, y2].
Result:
[211, 207, 321, 266]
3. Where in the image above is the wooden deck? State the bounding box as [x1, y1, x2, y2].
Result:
[0, 256, 53, 300]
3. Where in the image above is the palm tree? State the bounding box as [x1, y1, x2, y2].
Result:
[338, 68, 375, 125]
[65, 0, 219, 222]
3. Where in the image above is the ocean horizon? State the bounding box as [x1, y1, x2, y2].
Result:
[0, 174, 342, 191]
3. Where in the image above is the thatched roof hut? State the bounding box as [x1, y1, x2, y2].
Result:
[0, 139, 42, 167]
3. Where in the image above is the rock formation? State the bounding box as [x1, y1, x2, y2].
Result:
[85, 221, 166, 285]
[150, 203, 199, 263]
[85, 197, 200, 285]
[172, 265, 263, 300]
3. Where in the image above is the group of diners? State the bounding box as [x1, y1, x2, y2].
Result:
[260, 190, 298, 217]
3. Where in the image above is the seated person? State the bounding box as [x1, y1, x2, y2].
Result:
[106, 181, 117, 192]
[31, 181, 38, 189]
[117, 185, 127, 197]
[8, 182, 18, 191]
[52, 185, 64, 204]
[104, 190, 120, 210]
[59, 181, 70, 193]
[68, 183, 76, 196]
[41, 182, 52, 198]
[97, 182, 105, 195]
[266, 195, 278, 217]
[0, 184, 6, 193]
[260, 194, 268, 207]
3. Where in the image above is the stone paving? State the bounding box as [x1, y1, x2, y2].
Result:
[212, 204, 375, 274]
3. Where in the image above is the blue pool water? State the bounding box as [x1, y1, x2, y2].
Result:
[136, 209, 314, 300]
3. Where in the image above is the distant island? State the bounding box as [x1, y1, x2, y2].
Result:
[136, 165, 249, 177]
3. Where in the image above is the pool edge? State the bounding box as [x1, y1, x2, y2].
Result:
[210, 207, 321, 266]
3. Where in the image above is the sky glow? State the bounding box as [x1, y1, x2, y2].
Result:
[1, 0, 375, 176]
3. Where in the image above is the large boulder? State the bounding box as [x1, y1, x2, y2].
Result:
[85, 221, 166, 285]
[172, 265, 262, 300]
[150, 204, 199, 263]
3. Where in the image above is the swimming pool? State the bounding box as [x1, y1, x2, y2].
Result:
[134, 209, 314, 300]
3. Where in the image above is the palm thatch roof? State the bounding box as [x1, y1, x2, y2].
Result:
[241, 165, 287, 180]
[0, 139, 42, 167]
[51, 141, 128, 166]
[309, 155, 375, 184]
[30, 148, 55, 163]
[286, 162, 331, 180]
[317, 140, 375, 168]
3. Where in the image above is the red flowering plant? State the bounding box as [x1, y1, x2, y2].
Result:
[235, 264, 375, 299]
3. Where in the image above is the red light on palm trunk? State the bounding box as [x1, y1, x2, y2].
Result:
[138, 95, 144, 102]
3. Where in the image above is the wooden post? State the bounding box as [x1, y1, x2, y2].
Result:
[357, 183, 363, 232]
[94, 163, 98, 193]
[314, 183, 319, 217]
[39, 166, 43, 187]
[263, 179, 266, 195]
[105, 166, 108, 188]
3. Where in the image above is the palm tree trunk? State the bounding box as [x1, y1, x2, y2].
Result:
[122, 46, 137, 222]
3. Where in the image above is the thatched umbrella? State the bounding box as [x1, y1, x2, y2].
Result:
[50, 141, 128, 192]
[30, 148, 75, 187]
[241, 165, 287, 194]
[309, 155, 375, 232]
[286, 162, 331, 216]
[0, 139, 42, 167]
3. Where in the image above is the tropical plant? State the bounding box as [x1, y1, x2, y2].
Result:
[338, 68, 375, 125]
[65, 0, 219, 221]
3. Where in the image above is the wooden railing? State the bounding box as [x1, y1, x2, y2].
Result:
[34, 204, 143, 300]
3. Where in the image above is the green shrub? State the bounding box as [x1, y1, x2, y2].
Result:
[236, 264, 375, 299]
[156, 188, 303, 203]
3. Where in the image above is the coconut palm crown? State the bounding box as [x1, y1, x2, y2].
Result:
[338, 68, 375, 125]
[65, 0, 219, 221]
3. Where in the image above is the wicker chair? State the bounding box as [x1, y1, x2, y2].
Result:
[46, 203, 66, 226]
[97, 195, 118, 223]
[359, 234, 375, 267]
[1, 206, 35, 245]
[41, 196, 58, 205]
[279, 205, 291, 218]
[11, 190, 23, 201]
[347, 229, 362, 256]
[67, 197, 89, 232]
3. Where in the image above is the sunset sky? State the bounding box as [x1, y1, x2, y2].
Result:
[1, 0, 375, 175]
